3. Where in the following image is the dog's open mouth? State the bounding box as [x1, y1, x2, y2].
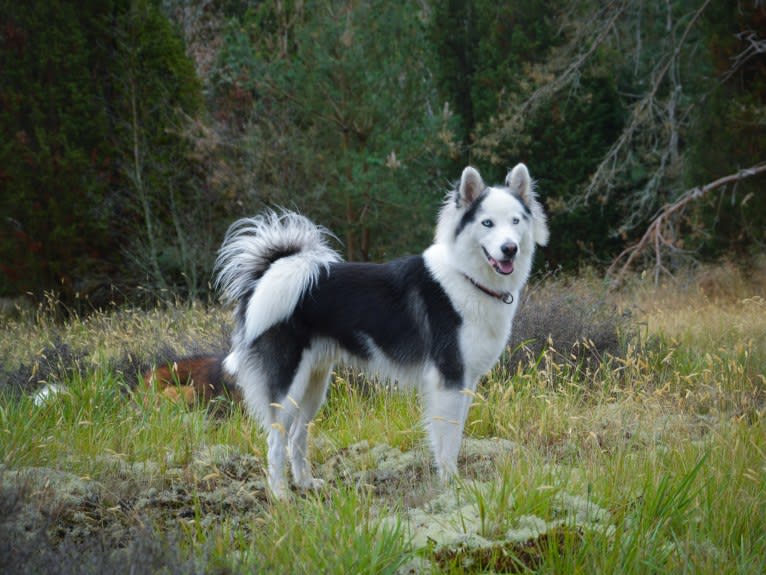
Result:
[482, 247, 514, 275]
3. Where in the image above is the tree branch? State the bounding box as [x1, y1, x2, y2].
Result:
[724, 30, 766, 82]
[582, 0, 713, 209]
[607, 162, 766, 289]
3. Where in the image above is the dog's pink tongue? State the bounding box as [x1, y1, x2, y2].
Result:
[498, 260, 514, 274]
[489, 257, 514, 274]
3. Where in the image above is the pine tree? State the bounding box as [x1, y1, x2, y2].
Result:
[212, 0, 457, 261]
[0, 0, 205, 304]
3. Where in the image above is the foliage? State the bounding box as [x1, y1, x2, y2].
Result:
[2, 0, 765, 302]
[0, 0, 208, 305]
[686, 1, 766, 257]
[430, 0, 559, 157]
[431, 0, 766, 270]
[210, 0, 457, 260]
[112, 0, 210, 300]
[0, 1, 117, 301]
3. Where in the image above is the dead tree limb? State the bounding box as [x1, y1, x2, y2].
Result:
[583, 0, 713, 209]
[608, 162, 766, 289]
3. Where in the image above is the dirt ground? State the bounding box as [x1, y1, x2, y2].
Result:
[1, 437, 610, 574]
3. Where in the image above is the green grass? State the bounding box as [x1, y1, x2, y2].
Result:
[1, 266, 765, 574]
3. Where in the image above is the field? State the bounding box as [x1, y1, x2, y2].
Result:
[1, 263, 765, 574]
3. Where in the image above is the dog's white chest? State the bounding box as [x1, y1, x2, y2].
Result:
[459, 300, 515, 376]
[423, 245, 517, 377]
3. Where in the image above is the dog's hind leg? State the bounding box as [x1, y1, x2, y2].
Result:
[266, 386, 313, 498]
[287, 363, 332, 490]
[235, 362, 294, 499]
[266, 416, 292, 499]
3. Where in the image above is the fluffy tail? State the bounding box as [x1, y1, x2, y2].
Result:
[214, 210, 341, 373]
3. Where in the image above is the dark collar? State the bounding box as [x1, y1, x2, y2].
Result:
[463, 274, 514, 304]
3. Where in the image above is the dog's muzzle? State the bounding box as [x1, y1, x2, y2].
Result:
[483, 244, 516, 275]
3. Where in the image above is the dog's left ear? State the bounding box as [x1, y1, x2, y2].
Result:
[506, 163, 550, 247]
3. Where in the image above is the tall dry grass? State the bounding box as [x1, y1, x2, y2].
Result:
[0, 261, 764, 574]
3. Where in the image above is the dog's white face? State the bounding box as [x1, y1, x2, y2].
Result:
[469, 189, 532, 276]
[440, 163, 549, 287]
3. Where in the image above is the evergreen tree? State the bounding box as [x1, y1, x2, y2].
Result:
[687, 1, 766, 258]
[430, 0, 766, 270]
[431, 0, 557, 163]
[112, 0, 207, 299]
[0, 1, 116, 300]
[0, 0, 205, 304]
[213, 0, 456, 261]
[431, 0, 624, 268]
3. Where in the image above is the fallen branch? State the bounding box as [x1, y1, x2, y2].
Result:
[608, 162, 766, 289]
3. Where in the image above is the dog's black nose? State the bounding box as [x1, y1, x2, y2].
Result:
[501, 242, 518, 257]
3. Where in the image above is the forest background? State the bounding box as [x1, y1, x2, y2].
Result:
[1, 0, 764, 308]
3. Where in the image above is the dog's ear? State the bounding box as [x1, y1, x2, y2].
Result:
[457, 166, 485, 206]
[506, 163, 532, 200]
[506, 163, 550, 247]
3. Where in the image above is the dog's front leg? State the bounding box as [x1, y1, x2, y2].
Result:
[422, 372, 474, 481]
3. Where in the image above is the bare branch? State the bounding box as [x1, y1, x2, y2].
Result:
[724, 30, 766, 82]
[608, 162, 766, 289]
[471, 0, 630, 163]
[520, 0, 629, 116]
[582, 0, 713, 209]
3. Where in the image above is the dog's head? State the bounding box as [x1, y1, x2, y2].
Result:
[438, 164, 549, 283]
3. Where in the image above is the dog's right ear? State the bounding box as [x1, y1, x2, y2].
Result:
[457, 166, 485, 207]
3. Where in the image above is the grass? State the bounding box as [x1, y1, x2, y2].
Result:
[1, 262, 765, 574]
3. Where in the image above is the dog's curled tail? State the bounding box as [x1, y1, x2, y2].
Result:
[215, 210, 340, 303]
[214, 210, 341, 370]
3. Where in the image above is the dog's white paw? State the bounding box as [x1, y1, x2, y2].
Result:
[295, 477, 325, 491]
[268, 479, 291, 501]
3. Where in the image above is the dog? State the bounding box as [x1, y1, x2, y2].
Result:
[142, 354, 241, 406]
[215, 164, 549, 498]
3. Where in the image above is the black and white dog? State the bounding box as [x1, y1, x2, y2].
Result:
[215, 164, 549, 497]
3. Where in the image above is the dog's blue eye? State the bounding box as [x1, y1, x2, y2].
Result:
[512, 217, 520, 225]
[481, 219, 493, 228]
